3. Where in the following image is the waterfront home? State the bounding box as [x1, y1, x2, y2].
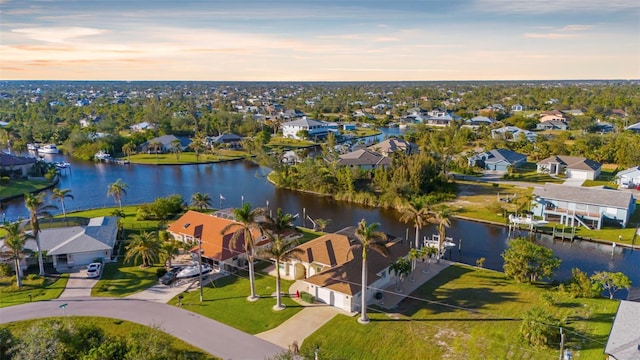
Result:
[0, 152, 36, 177]
[205, 133, 243, 149]
[287, 227, 407, 312]
[536, 155, 601, 180]
[366, 138, 413, 157]
[616, 165, 640, 189]
[467, 148, 527, 172]
[336, 149, 391, 170]
[491, 126, 537, 142]
[604, 300, 640, 360]
[138, 135, 191, 153]
[166, 210, 269, 272]
[0, 217, 118, 271]
[281, 117, 330, 140]
[531, 183, 636, 229]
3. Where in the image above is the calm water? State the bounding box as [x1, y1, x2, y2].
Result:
[2, 133, 638, 290]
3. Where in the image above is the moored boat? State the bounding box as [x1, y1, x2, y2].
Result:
[94, 150, 111, 161]
[39, 144, 59, 154]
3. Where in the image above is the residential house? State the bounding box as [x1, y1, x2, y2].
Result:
[539, 114, 568, 123]
[617, 166, 640, 189]
[166, 210, 269, 272]
[0, 217, 119, 271]
[294, 227, 407, 312]
[536, 120, 568, 131]
[281, 117, 329, 140]
[562, 109, 585, 117]
[336, 149, 391, 170]
[342, 123, 357, 131]
[604, 300, 640, 360]
[366, 138, 413, 157]
[511, 104, 524, 112]
[466, 116, 494, 127]
[0, 153, 36, 177]
[79, 115, 101, 128]
[536, 155, 602, 180]
[532, 183, 636, 229]
[491, 126, 537, 142]
[205, 133, 243, 149]
[625, 122, 640, 133]
[138, 135, 191, 153]
[467, 148, 527, 172]
[130, 121, 156, 132]
[280, 109, 305, 120]
[606, 109, 628, 118]
[280, 231, 353, 280]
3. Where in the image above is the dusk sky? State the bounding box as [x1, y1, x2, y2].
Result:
[1, 0, 639, 81]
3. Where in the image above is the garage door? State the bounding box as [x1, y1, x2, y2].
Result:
[316, 287, 331, 305]
[71, 252, 102, 266]
[567, 170, 589, 180]
[315, 287, 345, 309]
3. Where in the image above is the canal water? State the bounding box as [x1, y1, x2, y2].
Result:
[1, 133, 638, 290]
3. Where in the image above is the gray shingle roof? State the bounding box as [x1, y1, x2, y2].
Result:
[537, 155, 601, 171]
[605, 300, 640, 360]
[337, 149, 391, 167]
[282, 118, 325, 127]
[534, 183, 634, 209]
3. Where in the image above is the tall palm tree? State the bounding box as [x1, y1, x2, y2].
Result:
[261, 208, 298, 241]
[24, 192, 57, 276]
[107, 179, 128, 210]
[191, 132, 206, 162]
[150, 141, 163, 161]
[351, 219, 389, 324]
[259, 235, 303, 310]
[190, 192, 212, 211]
[220, 202, 265, 300]
[171, 139, 182, 160]
[399, 198, 431, 249]
[125, 231, 162, 267]
[430, 206, 452, 261]
[389, 257, 411, 292]
[122, 142, 136, 162]
[50, 188, 73, 219]
[1, 222, 34, 287]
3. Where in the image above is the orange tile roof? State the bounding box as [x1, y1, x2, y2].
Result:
[295, 233, 353, 267]
[167, 210, 265, 262]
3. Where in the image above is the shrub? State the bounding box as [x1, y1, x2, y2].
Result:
[560, 268, 600, 298]
[156, 268, 168, 278]
[26, 274, 40, 281]
[520, 307, 561, 348]
[299, 291, 315, 303]
[0, 263, 13, 276]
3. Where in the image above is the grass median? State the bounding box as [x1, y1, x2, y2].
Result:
[0, 273, 69, 308]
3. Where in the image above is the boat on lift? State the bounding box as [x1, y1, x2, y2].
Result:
[424, 234, 456, 249]
[39, 144, 59, 154]
[94, 150, 111, 161]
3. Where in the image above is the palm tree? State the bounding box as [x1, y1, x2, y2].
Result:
[122, 142, 136, 162]
[419, 246, 438, 273]
[389, 257, 411, 292]
[125, 231, 162, 267]
[24, 192, 57, 276]
[107, 179, 128, 210]
[161, 240, 182, 268]
[430, 206, 452, 261]
[190, 192, 212, 210]
[259, 235, 303, 310]
[150, 141, 163, 161]
[261, 208, 298, 241]
[1, 222, 34, 287]
[399, 198, 431, 249]
[314, 218, 331, 232]
[171, 139, 182, 160]
[350, 219, 389, 324]
[50, 188, 73, 219]
[220, 202, 265, 300]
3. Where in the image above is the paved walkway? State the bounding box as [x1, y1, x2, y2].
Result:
[377, 259, 451, 310]
[58, 266, 99, 299]
[256, 304, 341, 349]
[0, 298, 284, 360]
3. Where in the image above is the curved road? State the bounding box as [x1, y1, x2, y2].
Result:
[1, 297, 284, 360]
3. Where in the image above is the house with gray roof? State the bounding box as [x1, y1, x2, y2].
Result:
[138, 134, 191, 153]
[532, 184, 636, 229]
[617, 166, 640, 189]
[366, 138, 413, 157]
[281, 117, 329, 140]
[0, 153, 36, 177]
[491, 126, 537, 142]
[604, 300, 640, 360]
[0, 217, 119, 271]
[536, 120, 568, 131]
[467, 148, 527, 172]
[205, 133, 243, 149]
[336, 149, 391, 170]
[536, 155, 602, 180]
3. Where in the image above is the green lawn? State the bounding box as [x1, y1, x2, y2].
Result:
[0, 178, 54, 199]
[1, 316, 217, 359]
[0, 273, 69, 308]
[505, 162, 564, 183]
[167, 271, 303, 334]
[91, 261, 161, 297]
[266, 137, 316, 149]
[296, 227, 324, 244]
[126, 151, 246, 165]
[583, 165, 618, 187]
[301, 265, 617, 360]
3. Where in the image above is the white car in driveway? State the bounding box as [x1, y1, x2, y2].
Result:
[86, 263, 102, 278]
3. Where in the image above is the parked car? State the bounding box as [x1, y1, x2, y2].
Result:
[86, 263, 102, 278]
[160, 267, 180, 285]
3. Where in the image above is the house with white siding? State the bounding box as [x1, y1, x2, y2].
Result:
[281, 117, 329, 140]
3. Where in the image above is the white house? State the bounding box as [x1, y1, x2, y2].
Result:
[617, 165, 640, 189]
[491, 126, 537, 142]
[281, 117, 329, 140]
[536, 155, 602, 180]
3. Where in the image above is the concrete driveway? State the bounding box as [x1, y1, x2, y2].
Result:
[58, 267, 100, 299]
[563, 178, 585, 187]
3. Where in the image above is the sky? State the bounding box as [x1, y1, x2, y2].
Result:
[1, 0, 639, 81]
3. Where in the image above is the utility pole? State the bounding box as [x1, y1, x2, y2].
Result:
[559, 327, 565, 360]
[194, 224, 204, 303]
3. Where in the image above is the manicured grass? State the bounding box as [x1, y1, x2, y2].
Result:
[91, 260, 161, 297]
[302, 265, 618, 360]
[0, 273, 69, 308]
[448, 181, 533, 224]
[126, 151, 246, 165]
[583, 165, 618, 187]
[267, 137, 316, 149]
[1, 316, 217, 359]
[0, 178, 54, 199]
[64, 206, 161, 233]
[296, 227, 324, 244]
[168, 271, 303, 334]
[505, 162, 564, 183]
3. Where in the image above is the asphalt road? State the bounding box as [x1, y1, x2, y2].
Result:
[0, 298, 285, 360]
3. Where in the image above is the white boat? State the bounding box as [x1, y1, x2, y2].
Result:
[27, 143, 40, 151]
[39, 144, 59, 154]
[399, 123, 408, 129]
[424, 234, 456, 249]
[94, 150, 111, 161]
[176, 263, 213, 279]
[55, 162, 70, 169]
